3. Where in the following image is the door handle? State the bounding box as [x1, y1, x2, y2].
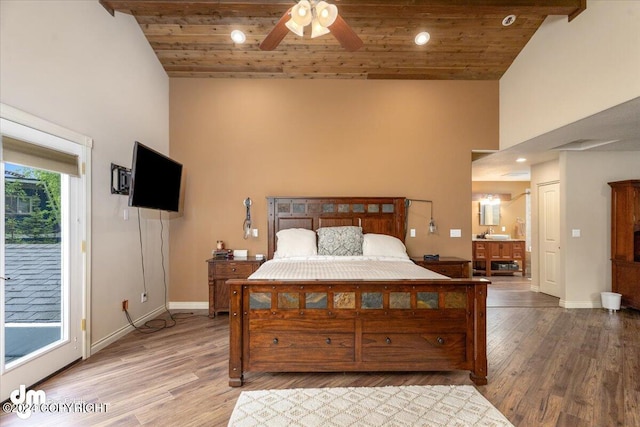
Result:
[0, 276, 10, 280]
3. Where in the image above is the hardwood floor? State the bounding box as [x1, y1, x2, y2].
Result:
[486, 275, 560, 308]
[2, 280, 639, 426]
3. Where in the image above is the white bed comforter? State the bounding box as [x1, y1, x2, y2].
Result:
[248, 256, 449, 280]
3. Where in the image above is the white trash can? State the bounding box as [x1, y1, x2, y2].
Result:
[601, 292, 622, 312]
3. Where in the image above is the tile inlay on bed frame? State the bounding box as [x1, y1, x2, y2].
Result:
[247, 290, 471, 311]
[306, 293, 327, 309]
[361, 292, 383, 309]
[390, 292, 411, 309]
[417, 292, 439, 309]
[278, 293, 299, 309]
[273, 200, 395, 216]
[249, 292, 271, 309]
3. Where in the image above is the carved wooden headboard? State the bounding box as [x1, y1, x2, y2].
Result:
[267, 197, 407, 259]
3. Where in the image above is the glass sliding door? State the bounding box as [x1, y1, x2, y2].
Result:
[4, 163, 64, 366]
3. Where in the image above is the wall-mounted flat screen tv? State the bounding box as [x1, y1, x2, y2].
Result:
[128, 141, 183, 212]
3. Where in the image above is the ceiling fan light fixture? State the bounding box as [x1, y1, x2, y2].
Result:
[311, 17, 331, 38]
[290, 0, 313, 26]
[285, 19, 305, 37]
[415, 31, 430, 46]
[261, 0, 362, 51]
[230, 30, 246, 44]
[315, 1, 338, 27]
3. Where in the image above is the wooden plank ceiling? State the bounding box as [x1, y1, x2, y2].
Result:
[99, 0, 585, 80]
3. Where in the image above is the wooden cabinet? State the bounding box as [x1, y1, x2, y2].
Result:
[490, 241, 512, 260]
[412, 257, 470, 278]
[207, 257, 264, 317]
[472, 240, 525, 276]
[609, 180, 640, 310]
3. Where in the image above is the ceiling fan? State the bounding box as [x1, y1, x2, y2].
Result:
[260, 0, 363, 52]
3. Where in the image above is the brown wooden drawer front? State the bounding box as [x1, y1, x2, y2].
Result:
[215, 262, 256, 278]
[362, 333, 466, 363]
[250, 318, 355, 334]
[473, 242, 487, 260]
[414, 258, 470, 278]
[428, 264, 463, 278]
[249, 332, 354, 363]
[512, 242, 525, 259]
[363, 315, 468, 334]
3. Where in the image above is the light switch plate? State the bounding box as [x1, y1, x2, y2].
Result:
[410, 229, 416, 237]
[450, 229, 462, 238]
[572, 229, 581, 237]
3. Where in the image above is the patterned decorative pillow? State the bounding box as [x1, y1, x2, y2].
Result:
[317, 226, 364, 256]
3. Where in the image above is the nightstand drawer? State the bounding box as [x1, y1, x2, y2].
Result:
[215, 262, 256, 278]
[207, 257, 265, 317]
[428, 264, 463, 278]
[412, 257, 470, 279]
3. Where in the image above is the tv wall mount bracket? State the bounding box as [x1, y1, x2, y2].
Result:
[111, 163, 131, 195]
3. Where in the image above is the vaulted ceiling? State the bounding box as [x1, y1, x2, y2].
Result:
[99, 0, 585, 80]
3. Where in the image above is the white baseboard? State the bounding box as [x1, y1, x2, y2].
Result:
[90, 305, 167, 354]
[560, 299, 600, 309]
[169, 301, 208, 310]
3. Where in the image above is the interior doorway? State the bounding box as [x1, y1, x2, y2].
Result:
[538, 181, 561, 298]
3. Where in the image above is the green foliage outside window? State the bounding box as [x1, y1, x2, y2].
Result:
[4, 167, 61, 244]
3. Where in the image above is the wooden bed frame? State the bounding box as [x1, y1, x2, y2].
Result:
[228, 196, 488, 386]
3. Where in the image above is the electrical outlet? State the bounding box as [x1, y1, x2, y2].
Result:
[141, 292, 148, 303]
[122, 299, 128, 311]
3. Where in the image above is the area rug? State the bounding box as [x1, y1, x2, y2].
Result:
[228, 385, 513, 427]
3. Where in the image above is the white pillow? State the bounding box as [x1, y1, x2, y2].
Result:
[274, 228, 317, 258]
[362, 233, 409, 259]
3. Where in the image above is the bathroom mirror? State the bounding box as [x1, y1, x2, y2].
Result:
[479, 199, 500, 225]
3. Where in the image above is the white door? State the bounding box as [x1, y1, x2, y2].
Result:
[538, 182, 561, 298]
[0, 114, 88, 402]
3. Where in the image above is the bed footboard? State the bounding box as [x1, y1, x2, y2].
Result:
[228, 279, 488, 386]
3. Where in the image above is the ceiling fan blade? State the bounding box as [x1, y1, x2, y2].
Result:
[260, 8, 292, 51]
[329, 14, 363, 52]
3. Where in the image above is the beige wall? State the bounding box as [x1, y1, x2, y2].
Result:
[1, 2, 170, 349]
[471, 181, 529, 238]
[562, 151, 640, 307]
[500, 1, 640, 149]
[529, 152, 640, 307]
[169, 79, 499, 302]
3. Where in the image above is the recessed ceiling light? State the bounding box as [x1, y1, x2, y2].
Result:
[415, 32, 430, 46]
[502, 15, 516, 26]
[230, 30, 246, 44]
[516, 157, 527, 163]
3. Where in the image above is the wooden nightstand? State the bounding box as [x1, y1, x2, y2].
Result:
[206, 257, 264, 317]
[411, 256, 471, 278]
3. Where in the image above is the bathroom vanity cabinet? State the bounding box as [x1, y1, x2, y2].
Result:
[472, 240, 525, 277]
